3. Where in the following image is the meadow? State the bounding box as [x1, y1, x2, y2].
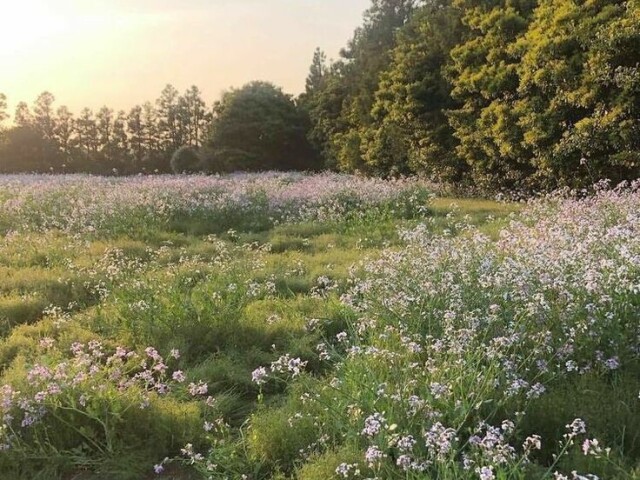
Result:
[0, 173, 637, 480]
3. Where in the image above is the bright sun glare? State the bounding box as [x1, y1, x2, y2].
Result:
[1, 2, 67, 51]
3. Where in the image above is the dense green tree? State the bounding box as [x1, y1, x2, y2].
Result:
[96, 107, 114, 153]
[33, 92, 57, 141]
[362, 1, 466, 179]
[305, 0, 418, 172]
[305, 48, 328, 95]
[206, 81, 319, 172]
[95, 107, 128, 173]
[75, 108, 99, 163]
[180, 86, 209, 147]
[514, 0, 640, 187]
[109, 111, 130, 173]
[156, 84, 183, 154]
[141, 102, 166, 172]
[446, 0, 537, 189]
[303, 61, 351, 169]
[127, 105, 145, 167]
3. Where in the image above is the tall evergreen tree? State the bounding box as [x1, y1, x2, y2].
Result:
[305, 0, 418, 172]
[305, 48, 328, 94]
[447, 0, 537, 189]
[0, 94, 7, 128]
[96, 107, 114, 154]
[514, 0, 640, 187]
[179, 86, 210, 147]
[142, 102, 165, 172]
[156, 84, 183, 154]
[32, 92, 57, 141]
[54, 106, 75, 169]
[111, 111, 130, 172]
[75, 108, 99, 161]
[14, 102, 33, 128]
[362, 0, 466, 179]
[127, 105, 145, 167]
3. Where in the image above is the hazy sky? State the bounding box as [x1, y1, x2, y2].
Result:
[1, 0, 370, 114]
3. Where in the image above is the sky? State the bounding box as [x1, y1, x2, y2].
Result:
[0, 0, 370, 115]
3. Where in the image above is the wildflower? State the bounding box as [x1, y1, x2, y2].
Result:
[477, 466, 495, 480]
[523, 435, 542, 453]
[362, 413, 386, 437]
[429, 382, 449, 399]
[286, 357, 307, 377]
[153, 464, 164, 474]
[424, 422, 457, 460]
[251, 367, 268, 385]
[365, 445, 385, 466]
[39, 337, 55, 349]
[335, 463, 360, 478]
[396, 454, 412, 471]
[603, 357, 620, 370]
[527, 383, 546, 399]
[172, 370, 186, 383]
[396, 435, 417, 453]
[581, 438, 606, 457]
[566, 418, 587, 436]
[145, 347, 162, 361]
[188, 381, 208, 396]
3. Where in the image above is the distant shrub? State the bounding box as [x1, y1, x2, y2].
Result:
[170, 146, 203, 174]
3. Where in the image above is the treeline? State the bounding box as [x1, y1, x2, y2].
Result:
[1, 0, 639, 188]
[302, 0, 640, 189]
[0, 86, 211, 174]
[0, 82, 319, 175]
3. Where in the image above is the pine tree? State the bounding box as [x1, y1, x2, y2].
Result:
[362, 1, 466, 179]
[0, 93, 8, 127]
[54, 106, 75, 169]
[446, 0, 537, 189]
[33, 92, 56, 141]
[515, 0, 640, 186]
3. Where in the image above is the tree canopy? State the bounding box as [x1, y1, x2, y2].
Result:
[206, 81, 320, 172]
[304, 0, 640, 190]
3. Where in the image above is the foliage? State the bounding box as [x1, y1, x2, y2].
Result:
[206, 82, 319, 172]
[305, 0, 640, 190]
[1, 173, 638, 478]
[170, 146, 204, 174]
[514, 0, 640, 188]
[0, 86, 213, 175]
[303, 0, 416, 172]
[362, 0, 466, 180]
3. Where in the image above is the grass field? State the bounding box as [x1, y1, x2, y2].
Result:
[0, 174, 638, 479]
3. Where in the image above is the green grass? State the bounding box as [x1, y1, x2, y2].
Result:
[0, 195, 529, 479]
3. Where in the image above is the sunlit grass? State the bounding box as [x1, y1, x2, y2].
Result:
[3, 174, 634, 479]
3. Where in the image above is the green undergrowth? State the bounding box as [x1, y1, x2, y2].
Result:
[0, 195, 555, 479]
